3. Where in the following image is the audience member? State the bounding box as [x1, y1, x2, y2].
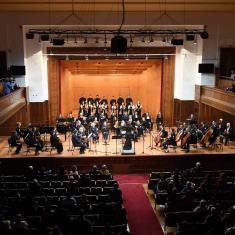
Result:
[100, 164, 110, 175]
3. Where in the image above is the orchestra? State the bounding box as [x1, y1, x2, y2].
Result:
[8, 95, 233, 156]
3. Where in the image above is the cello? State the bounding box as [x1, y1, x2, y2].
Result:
[199, 127, 213, 146]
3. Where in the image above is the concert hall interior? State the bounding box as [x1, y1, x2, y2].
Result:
[0, 1, 235, 235]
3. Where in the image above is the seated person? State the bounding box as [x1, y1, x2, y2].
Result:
[50, 128, 63, 154]
[223, 122, 233, 145]
[72, 129, 87, 154]
[8, 131, 22, 154]
[162, 128, 177, 153]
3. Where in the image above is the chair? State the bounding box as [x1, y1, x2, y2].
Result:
[96, 180, 108, 187]
[55, 187, 67, 196]
[27, 216, 42, 229]
[91, 187, 103, 195]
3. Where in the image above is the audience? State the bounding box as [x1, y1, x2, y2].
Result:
[149, 162, 235, 235]
[0, 164, 127, 235]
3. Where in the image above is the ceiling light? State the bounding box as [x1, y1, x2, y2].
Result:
[200, 31, 209, 39]
[26, 32, 34, 39]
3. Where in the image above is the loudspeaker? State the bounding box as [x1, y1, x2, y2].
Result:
[198, 64, 214, 73]
[40, 34, 50, 41]
[52, 38, 65, 46]
[10, 66, 26, 76]
[186, 34, 195, 41]
[0, 51, 7, 77]
[26, 32, 34, 39]
[111, 36, 127, 53]
[171, 39, 184, 45]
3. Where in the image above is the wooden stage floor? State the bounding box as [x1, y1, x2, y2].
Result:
[0, 133, 235, 174]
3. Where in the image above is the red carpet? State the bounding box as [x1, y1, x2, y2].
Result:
[114, 175, 164, 235]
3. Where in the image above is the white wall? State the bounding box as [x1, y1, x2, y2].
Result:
[1, 11, 235, 101]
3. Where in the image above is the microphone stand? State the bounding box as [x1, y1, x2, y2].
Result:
[142, 134, 145, 154]
[67, 132, 73, 152]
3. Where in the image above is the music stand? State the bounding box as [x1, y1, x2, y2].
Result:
[112, 135, 122, 154]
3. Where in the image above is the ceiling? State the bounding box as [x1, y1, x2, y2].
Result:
[61, 59, 158, 75]
[0, 0, 235, 12]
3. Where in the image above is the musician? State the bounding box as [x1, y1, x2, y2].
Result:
[87, 95, 94, 104]
[142, 113, 152, 131]
[101, 96, 108, 105]
[119, 102, 126, 117]
[156, 112, 164, 129]
[110, 102, 117, 116]
[133, 111, 141, 123]
[183, 126, 198, 153]
[89, 122, 99, 143]
[208, 121, 219, 145]
[117, 96, 124, 108]
[162, 128, 177, 153]
[196, 122, 208, 141]
[50, 128, 63, 154]
[72, 129, 87, 154]
[126, 96, 133, 106]
[127, 101, 135, 116]
[135, 120, 144, 138]
[8, 131, 22, 154]
[113, 120, 121, 136]
[135, 100, 142, 117]
[218, 118, 226, 135]
[110, 96, 116, 105]
[24, 126, 43, 155]
[100, 102, 108, 115]
[15, 122, 24, 138]
[87, 100, 93, 116]
[156, 125, 168, 146]
[223, 122, 233, 145]
[79, 96, 86, 104]
[67, 113, 75, 123]
[94, 94, 101, 105]
[121, 111, 129, 122]
[56, 117, 68, 141]
[101, 121, 109, 143]
[189, 113, 197, 126]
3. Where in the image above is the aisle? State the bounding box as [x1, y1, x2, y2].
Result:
[114, 175, 164, 235]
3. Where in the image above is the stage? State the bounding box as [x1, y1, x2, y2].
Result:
[0, 133, 235, 174]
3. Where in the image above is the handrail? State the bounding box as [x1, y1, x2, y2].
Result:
[0, 88, 27, 125]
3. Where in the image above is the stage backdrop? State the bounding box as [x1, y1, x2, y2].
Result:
[60, 59, 162, 118]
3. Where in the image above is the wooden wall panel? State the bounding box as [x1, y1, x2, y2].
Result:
[0, 105, 29, 136]
[173, 99, 195, 125]
[161, 56, 175, 127]
[48, 57, 60, 124]
[201, 86, 235, 115]
[29, 101, 49, 125]
[60, 61, 162, 118]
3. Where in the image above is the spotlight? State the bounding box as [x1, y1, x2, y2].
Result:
[52, 38, 65, 46]
[26, 32, 34, 39]
[145, 55, 148, 60]
[200, 31, 209, 39]
[186, 34, 195, 41]
[40, 34, 49, 41]
[171, 39, 184, 45]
